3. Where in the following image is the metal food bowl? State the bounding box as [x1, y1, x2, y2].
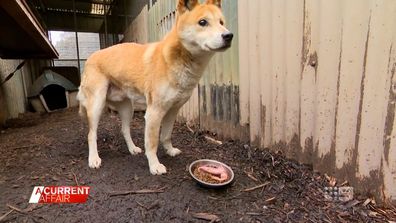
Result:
[189, 159, 234, 188]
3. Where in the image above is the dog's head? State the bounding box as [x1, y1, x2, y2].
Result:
[176, 0, 233, 54]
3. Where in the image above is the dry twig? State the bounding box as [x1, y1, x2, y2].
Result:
[71, 171, 79, 186]
[204, 136, 223, 145]
[0, 210, 14, 222]
[186, 124, 195, 134]
[244, 170, 259, 182]
[109, 187, 166, 197]
[8, 144, 38, 150]
[6, 205, 25, 214]
[242, 182, 270, 192]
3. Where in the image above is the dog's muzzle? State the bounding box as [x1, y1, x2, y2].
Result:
[222, 32, 234, 47]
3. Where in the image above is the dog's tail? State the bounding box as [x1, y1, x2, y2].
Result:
[76, 87, 87, 118]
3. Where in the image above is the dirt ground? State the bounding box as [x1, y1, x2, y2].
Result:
[0, 108, 395, 223]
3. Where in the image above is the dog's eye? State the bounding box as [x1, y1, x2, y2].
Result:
[220, 20, 224, 26]
[198, 19, 208, 27]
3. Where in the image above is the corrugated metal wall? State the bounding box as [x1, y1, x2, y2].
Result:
[239, 0, 396, 202]
[142, 0, 396, 202]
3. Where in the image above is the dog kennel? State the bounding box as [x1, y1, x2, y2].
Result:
[28, 69, 79, 112]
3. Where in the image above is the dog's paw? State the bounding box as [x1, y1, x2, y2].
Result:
[149, 163, 167, 175]
[166, 147, 182, 157]
[129, 146, 142, 155]
[88, 156, 102, 169]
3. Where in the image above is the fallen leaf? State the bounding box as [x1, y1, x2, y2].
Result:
[191, 212, 220, 222]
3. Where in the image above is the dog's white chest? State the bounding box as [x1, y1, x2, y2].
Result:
[158, 82, 193, 107]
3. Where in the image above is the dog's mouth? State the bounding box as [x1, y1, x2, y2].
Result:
[207, 43, 232, 52]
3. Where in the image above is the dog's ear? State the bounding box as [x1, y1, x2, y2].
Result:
[206, 0, 221, 8]
[177, 0, 199, 14]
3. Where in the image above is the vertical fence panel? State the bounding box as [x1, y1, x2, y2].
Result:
[284, 0, 304, 153]
[384, 33, 396, 200]
[313, 0, 342, 169]
[299, 0, 319, 163]
[271, 0, 287, 144]
[236, 0, 396, 202]
[334, 0, 370, 171]
[356, 1, 396, 181]
[247, 0, 261, 144]
[237, 0, 249, 129]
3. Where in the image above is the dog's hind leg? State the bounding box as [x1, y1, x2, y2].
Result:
[86, 95, 106, 168]
[115, 100, 142, 155]
[84, 78, 108, 169]
[160, 106, 182, 157]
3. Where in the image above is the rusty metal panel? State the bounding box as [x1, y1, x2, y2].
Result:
[238, 0, 396, 202]
[385, 22, 396, 204]
[335, 1, 370, 171]
[356, 0, 396, 197]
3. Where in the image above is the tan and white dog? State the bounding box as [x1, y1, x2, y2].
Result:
[77, 0, 233, 175]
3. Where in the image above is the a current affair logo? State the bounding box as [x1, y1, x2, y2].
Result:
[29, 186, 90, 203]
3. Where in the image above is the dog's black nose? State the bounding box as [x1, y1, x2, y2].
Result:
[222, 32, 234, 42]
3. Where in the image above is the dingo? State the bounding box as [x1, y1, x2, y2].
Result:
[77, 0, 233, 175]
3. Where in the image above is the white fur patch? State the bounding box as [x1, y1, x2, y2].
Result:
[157, 81, 192, 108]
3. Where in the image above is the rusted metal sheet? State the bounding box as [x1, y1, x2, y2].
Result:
[238, 0, 396, 202]
[357, 0, 396, 198]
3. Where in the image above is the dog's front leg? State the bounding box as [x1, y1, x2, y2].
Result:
[145, 106, 167, 175]
[160, 106, 182, 157]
